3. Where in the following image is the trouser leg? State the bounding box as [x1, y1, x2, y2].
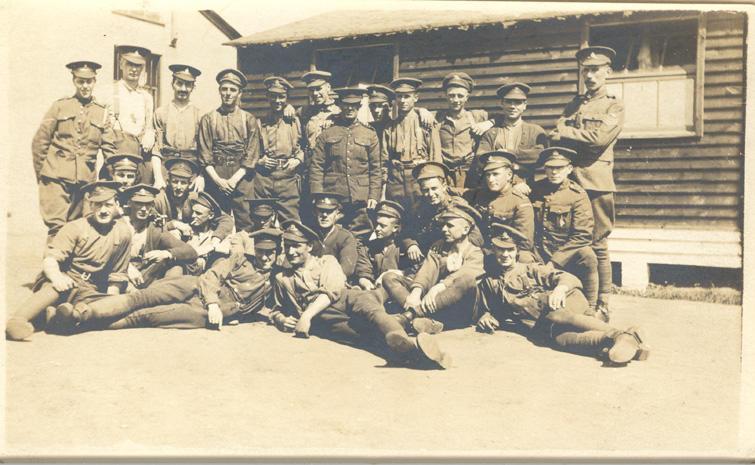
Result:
[310, 305, 361, 346]
[542, 291, 614, 354]
[8, 283, 61, 323]
[342, 201, 372, 240]
[543, 291, 614, 332]
[561, 248, 599, 308]
[38, 178, 74, 240]
[429, 275, 477, 329]
[107, 302, 207, 329]
[587, 190, 615, 304]
[346, 289, 406, 338]
[381, 273, 413, 305]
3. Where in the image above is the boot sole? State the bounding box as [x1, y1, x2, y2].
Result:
[6, 319, 34, 341]
[412, 318, 444, 335]
[416, 333, 452, 369]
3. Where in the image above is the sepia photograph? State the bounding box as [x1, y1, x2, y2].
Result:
[1, 0, 753, 460]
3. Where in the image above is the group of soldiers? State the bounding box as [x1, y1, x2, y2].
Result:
[6, 44, 650, 369]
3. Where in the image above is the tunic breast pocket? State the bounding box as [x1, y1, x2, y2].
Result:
[581, 117, 604, 131]
[324, 134, 344, 153]
[55, 113, 77, 137]
[545, 205, 572, 231]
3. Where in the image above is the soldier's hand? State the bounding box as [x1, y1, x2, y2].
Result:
[512, 182, 531, 196]
[282, 315, 298, 332]
[215, 178, 234, 195]
[471, 119, 494, 136]
[358, 278, 376, 290]
[191, 175, 206, 193]
[259, 156, 277, 170]
[144, 250, 172, 263]
[476, 312, 500, 333]
[417, 107, 435, 129]
[407, 245, 424, 263]
[284, 159, 301, 171]
[548, 285, 568, 310]
[283, 103, 296, 121]
[50, 274, 76, 293]
[366, 199, 377, 210]
[153, 176, 167, 191]
[127, 265, 144, 287]
[420, 293, 438, 314]
[294, 315, 311, 337]
[174, 221, 192, 237]
[548, 129, 561, 141]
[207, 303, 223, 330]
[404, 291, 422, 314]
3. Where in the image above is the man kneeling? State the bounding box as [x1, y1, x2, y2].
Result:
[269, 221, 450, 369]
[46, 228, 282, 332]
[475, 223, 649, 365]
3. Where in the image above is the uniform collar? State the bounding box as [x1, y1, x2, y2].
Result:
[119, 79, 140, 93]
[500, 117, 522, 129]
[584, 86, 608, 101]
[74, 94, 93, 105]
[217, 105, 239, 116]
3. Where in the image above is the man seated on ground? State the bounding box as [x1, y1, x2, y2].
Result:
[530, 147, 601, 315]
[182, 192, 232, 275]
[153, 158, 234, 242]
[474, 223, 648, 366]
[6, 181, 131, 341]
[121, 184, 197, 290]
[309, 192, 359, 281]
[353, 200, 414, 291]
[383, 203, 485, 334]
[464, 150, 536, 263]
[269, 221, 450, 369]
[102, 135, 145, 190]
[400, 162, 483, 271]
[45, 228, 283, 333]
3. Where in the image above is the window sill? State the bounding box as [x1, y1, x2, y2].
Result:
[620, 130, 699, 140]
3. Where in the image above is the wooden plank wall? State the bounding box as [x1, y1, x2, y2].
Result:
[236, 11, 745, 231]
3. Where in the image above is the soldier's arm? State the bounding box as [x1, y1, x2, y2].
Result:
[427, 124, 443, 164]
[308, 132, 327, 194]
[380, 127, 390, 184]
[31, 102, 58, 180]
[158, 230, 198, 263]
[152, 108, 165, 157]
[291, 117, 305, 164]
[211, 213, 235, 241]
[141, 94, 156, 152]
[313, 255, 348, 303]
[197, 114, 215, 170]
[516, 124, 547, 167]
[556, 101, 625, 150]
[512, 200, 536, 252]
[338, 233, 359, 279]
[549, 193, 595, 267]
[198, 255, 237, 306]
[242, 114, 262, 171]
[411, 250, 442, 294]
[476, 127, 496, 155]
[107, 224, 133, 292]
[367, 130, 382, 202]
[354, 241, 375, 282]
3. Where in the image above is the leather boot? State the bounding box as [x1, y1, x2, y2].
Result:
[6, 317, 34, 341]
[607, 327, 649, 364]
[411, 317, 444, 335]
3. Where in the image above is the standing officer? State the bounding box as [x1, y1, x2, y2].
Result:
[476, 82, 548, 190]
[464, 150, 536, 263]
[310, 87, 381, 239]
[433, 72, 489, 189]
[530, 147, 600, 313]
[475, 223, 647, 366]
[153, 64, 204, 191]
[32, 60, 115, 241]
[102, 46, 161, 188]
[549, 46, 624, 320]
[197, 68, 261, 232]
[381, 77, 442, 213]
[254, 76, 304, 224]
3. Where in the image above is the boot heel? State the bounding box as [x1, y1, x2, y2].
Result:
[634, 345, 650, 361]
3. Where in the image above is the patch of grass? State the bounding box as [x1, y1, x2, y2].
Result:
[612, 284, 741, 305]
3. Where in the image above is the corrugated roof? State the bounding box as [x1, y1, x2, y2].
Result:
[225, 9, 595, 47]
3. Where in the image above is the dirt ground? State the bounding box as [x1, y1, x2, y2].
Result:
[2, 220, 744, 460]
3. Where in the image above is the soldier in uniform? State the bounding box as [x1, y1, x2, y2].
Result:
[310, 87, 381, 239]
[269, 221, 451, 369]
[153, 64, 205, 192]
[476, 82, 548, 191]
[254, 76, 304, 224]
[6, 181, 132, 341]
[32, 60, 115, 241]
[153, 158, 235, 244]
[433, 72, 490, 189]
[47, 228, 283, 332]
[549, 46, 624, 320]
[182, 192, 233, 274]
[248, 198, 281, 231]
[530, 147, 600, 311]
[353, 200, 412, 291]
[103, 136, 142, 190]
[383, 203, 485, 334]
[464, 150, 536, 263]
[102, 46, 160, 188]
[400, 162, 483, 266]
[197, 68, 261, 232]
[475, 223, 648, 366]
[121, 184, 197, 290]
[381, 77, 442, 213]
[309, 193, 360, 281]
[298, 70, 341, 155]
[366, 84, 394, 140]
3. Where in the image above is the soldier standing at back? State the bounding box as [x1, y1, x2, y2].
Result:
[549, 46, 624, 321]
[102, 46, 161, 188]
[309, 87, 381, 239]
[197, 68, 261, 232]
[382, 77, 442, 213]
[298, 70, 340, 159]
[433, 72, 489, 190]
[153, 64, 205, 191]
[32, 61, 115, 241]
[254, 76, 304, 223]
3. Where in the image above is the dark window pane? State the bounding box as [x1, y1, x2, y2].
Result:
[316, 45, 393, 87]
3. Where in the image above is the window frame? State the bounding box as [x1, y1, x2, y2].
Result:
[113, 45, 162, 108]
[311, 42, 399, 86]
[582, 14, 706, 139]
